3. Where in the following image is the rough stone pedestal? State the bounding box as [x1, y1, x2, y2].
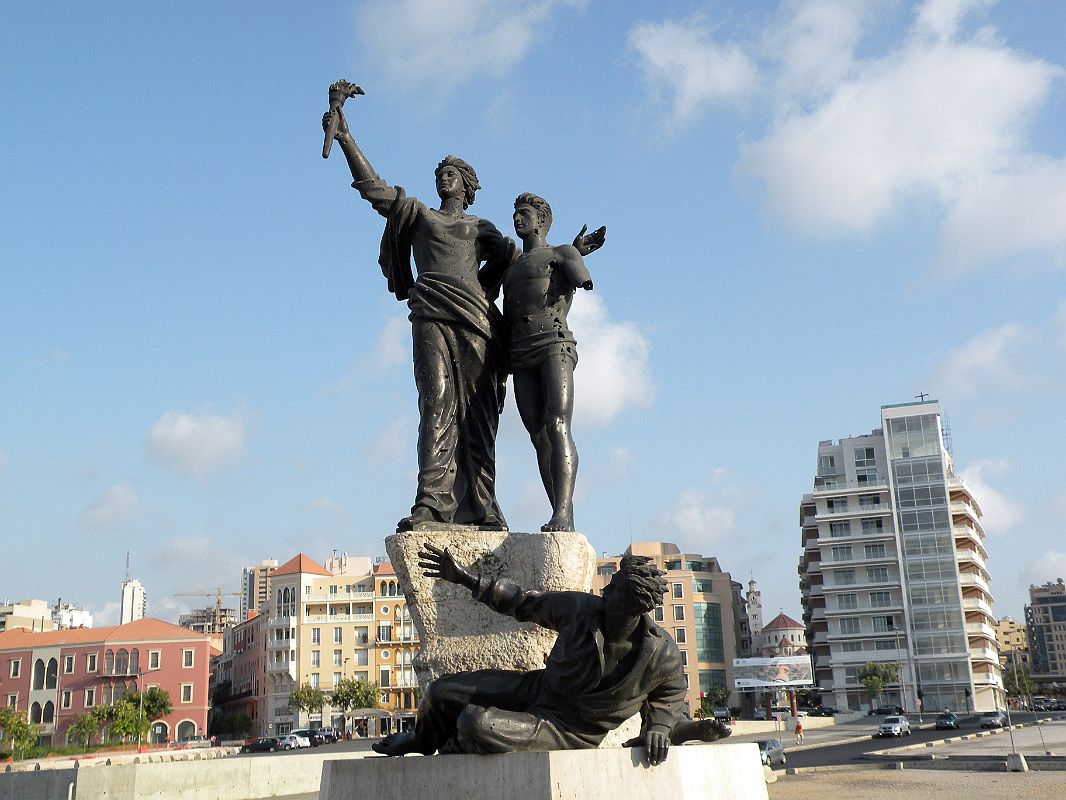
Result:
[385, 530, 596, 686]
[319, 744, 769, 800]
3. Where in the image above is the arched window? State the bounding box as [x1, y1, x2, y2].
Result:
[380, 581, 387, 596]
[116, 648, 129, 675]
[277, 588, 283, 611]
[176, 720, 196, 741]
[389, 582, 397, 597]
[130, 648, 140, 673]
[32, 659, 46, 690]
[105, 649, 115, 675]
[30, 702, 42, 724]
[46, 658, 58, 689]
[42, 701, 54, 724]
[103, 684, 114, 706]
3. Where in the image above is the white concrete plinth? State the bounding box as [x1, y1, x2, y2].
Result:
[1006, 752, 1029, 772]
[385, 530, 596, 686]
[319, 744, 768, 800]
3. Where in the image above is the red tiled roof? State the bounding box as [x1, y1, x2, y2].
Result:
[373, 561, 395, 576]
[0, 617, 208, 651]
[761, 612, 804, 632]
[273, 553, 332, 577]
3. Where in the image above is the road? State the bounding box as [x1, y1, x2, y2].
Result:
[783, 712, 1063, 768]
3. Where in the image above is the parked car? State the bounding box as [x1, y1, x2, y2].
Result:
[317, 726, 339, 743]
[876, 716, 912, 737]
[756, 739, 786, 767]
[979, 712, 1007, 729]
[935, 712, 960, 730]
[809, 707, 836, 717]
[752, 708, 767, 720]
[176, 734, 212, 749]
[241, 737, 281, 753]
[868, 705, 904, 716]
[712, 707, 732, 722]
[281, 733, 311, 750]
[1053, 700, 1066, 711]
[291, 728, 324, 746]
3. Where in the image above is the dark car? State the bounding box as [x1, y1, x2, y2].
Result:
[809, 707, 836, 717]
[935, 712, 960, 730]
[756, 738, 786, 768]
[241, 736, 281, 753]
[291, 728, 325, 746]
[868, 704, 904, 716]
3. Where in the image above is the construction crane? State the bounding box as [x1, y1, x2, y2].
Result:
[170, 588, 242, 635]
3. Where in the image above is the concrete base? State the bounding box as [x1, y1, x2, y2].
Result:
[320, 744, 768, 800]
[1006, 752, 1029, 772]
[385, 530, 596, 686]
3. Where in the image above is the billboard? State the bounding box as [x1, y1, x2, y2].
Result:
[732, 656, 814, 689]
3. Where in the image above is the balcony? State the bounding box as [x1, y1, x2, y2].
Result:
[963, 596, 994, 617]
[304, 590, 375, 602]
[267, 615, 292, 628]
[266, 661, 294, 676]
[956, 548, 989, 575]
[304, 613, 375, 624]
[950, 501, 980, 524]
[959, 572, 994, 601]
[267, 639, 291, 651]
[969, 646, 999, 664]
[813, 478, 889, 494]
[966, 622, 997, 641]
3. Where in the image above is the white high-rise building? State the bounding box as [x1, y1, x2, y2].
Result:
[241, 559, 278, 620]
[52, 599, 93, 629]
[799, 400, 1002, 713]
[120, 578, 147, 624]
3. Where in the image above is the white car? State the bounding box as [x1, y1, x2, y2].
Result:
[876, 715, 912, 737]
[279, 733, 310, 750]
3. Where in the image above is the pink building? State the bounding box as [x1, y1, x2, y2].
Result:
[0, 618, 212, 744]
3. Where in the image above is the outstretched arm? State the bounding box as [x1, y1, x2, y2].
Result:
[323, 106, 398, 215]
[553, 244, 594, 291]
[417, 544, 478, 592]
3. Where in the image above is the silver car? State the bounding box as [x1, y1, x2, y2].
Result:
[756, 738, 786, 767]
[876, 715, 912, 737]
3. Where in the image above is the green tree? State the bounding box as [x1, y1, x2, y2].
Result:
[0, 706, 38, 759]
[66, 713, 99, 748]
[289, 683, 327, 721]
[329, 678, 380, 735]
[1004, 667, 1037, 700]
[858, 661, 899, 705]
[698, 687, 730, 716]
[138, 687, 173, 722]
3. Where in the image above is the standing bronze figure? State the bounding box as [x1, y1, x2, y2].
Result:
[323, 97, 513, 533]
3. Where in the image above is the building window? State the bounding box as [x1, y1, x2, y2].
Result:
[86, 653, 97, 673]
[856, 468, 878, 484]
[673, 606, 685, 621]
[674, 628, 687, 644]
[63, 655, 74, 674]
[839, 617, 861, 635]
[311, 627, 320, 645]
[859, 494, 880, 509]
[874, 639, 896, 651]
[854, 447, 875, 467]
[837, 594, 858, 610]
[864, 543, 886, 559]
[672, 583, 683, 599]
[310, 674, 320, 689]
[831, 546, 852, 562]
[9, 660, 20, 679]
[841, 641, 863, 652]
[379, 625, 393, 642]
[598, 564, 616, 577]
[149, 651, 161, 670]
[333, 672, 341, 687]
[826, 497, 848, 513]
[679, 651, 689, 667]
[693, 603, 724, 663]
[333, 627, 342, 644]
[872, 616, 893, 633]
[180, 684, 193, 703]
[843, 667, 861, 684]
[84, 688, 95, 708]
[653, 607, 664, 622]
[6, 694, 16, 708]
[861, 518, 884, 535]
[330, 585, 338, 596]
[869, 591, 892, 607]
[834, 569, 855, 585]
[692, 578, 712, 593]
[61, 690, 72, 709]
[819, 454, 836, 475]
[311, 651, 320, 668]
[867, 566, 889, 583]
[333, 650, 342, 667]
[829, 521, 851, 538]
[380, 669, 391, 688]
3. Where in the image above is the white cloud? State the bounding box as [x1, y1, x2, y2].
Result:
[151, 535, 249, 596]
[1025, 552, 1066, 586]
[935, 323, 1037, 395]
[78, 483, 139, 529]
[359, 0, 585, 92]
[569, 293, 655, 426]
[90, 601, 120, 627]
[656, 488, 736, 551]
[373, 315, 410, 372]
[635, 0, 1066, 273]
[364, 415, 415, 464]
[145, 407, 247, 479]
[629, 17, 759, 126]
[958, 459, 1023, 534]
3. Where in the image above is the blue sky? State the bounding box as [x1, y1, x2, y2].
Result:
[3, 0, 1065, 627]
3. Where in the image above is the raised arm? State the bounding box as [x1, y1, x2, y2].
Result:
[552, 244, 594, 291]
[323, 106, 399, 216]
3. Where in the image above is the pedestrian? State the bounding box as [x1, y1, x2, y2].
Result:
[794, 720, 804, 744]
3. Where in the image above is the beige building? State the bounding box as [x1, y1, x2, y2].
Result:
[244, 552, 419, 736]
[995, 616, 1031, 674]
[241, 559, 278, 620]
[592, 542, 749, 714]
[0, 599, 56, 633]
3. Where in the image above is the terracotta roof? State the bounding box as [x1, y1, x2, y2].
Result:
[761, 612, 804, 632]
[373, 561, 395, 576]
[0, 618, 208, 651]
[273, 553, 332, 577]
